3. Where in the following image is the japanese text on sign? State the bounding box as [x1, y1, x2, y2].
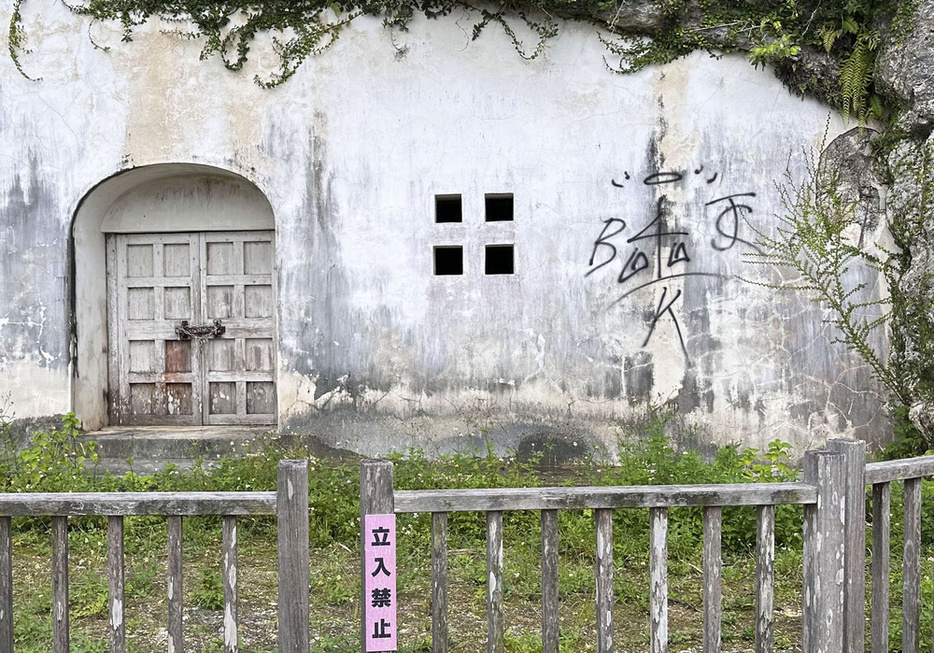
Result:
[364, 514, 397, 651]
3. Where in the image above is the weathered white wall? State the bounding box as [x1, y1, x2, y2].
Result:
[0, 0, 889, 455]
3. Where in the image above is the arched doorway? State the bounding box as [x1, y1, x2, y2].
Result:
[71, 164, 277, 430]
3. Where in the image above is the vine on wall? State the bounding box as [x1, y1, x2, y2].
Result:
[7, 0, 909, 117]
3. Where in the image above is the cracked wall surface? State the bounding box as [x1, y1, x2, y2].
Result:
[0, 0, 891, 455]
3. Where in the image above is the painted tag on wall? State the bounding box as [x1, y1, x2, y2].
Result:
[364, 514, 397, 651]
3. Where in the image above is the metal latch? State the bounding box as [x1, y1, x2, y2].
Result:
[175, 319, 226, 340]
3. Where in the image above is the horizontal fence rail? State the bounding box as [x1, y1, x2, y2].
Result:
[865, 455, 934, 484]
[0, 492, 277, 516]
[393, 482, 817, 512]
[0, 460, 308, 653]
[365, 453, 847, 653]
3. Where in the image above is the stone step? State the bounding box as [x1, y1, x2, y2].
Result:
[78, 426, 274, 473]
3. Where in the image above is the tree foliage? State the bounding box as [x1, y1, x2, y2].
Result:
[748, 141, 934, 452]
[747, 160, 903, 402]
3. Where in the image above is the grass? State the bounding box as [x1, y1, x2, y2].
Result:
[10, 518, 815, 652]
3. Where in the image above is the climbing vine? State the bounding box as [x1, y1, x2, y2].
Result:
[7, 0, 911, 117]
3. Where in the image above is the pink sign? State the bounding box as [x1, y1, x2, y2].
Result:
[364, 514, 397, 651]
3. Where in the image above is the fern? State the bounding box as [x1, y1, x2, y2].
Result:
[817, 23, 843, 52]
[840, 31, 879, 121]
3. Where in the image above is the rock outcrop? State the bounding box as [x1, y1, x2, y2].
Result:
[876, 3, 934, 442]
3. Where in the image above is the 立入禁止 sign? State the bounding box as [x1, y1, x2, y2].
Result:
[364, 514, 397, 651]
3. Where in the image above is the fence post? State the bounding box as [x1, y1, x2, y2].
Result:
[827, 438, 866, 653]
[0, 516, 13, 653]
[277, 459, 309, 653]
[360, 460, 395, 653]
[802, 449, 846, 653]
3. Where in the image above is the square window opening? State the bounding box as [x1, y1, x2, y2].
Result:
[434, 246, 464, 275]
[485, 245, 514, 275]
[435, 195, 463, 223]
[485, 194, 514, 222]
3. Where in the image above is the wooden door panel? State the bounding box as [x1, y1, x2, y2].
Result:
[163, 243, 192, 277]
[206, 286, 234, 319]
[244, 285, 273, 318]
[246, 381, 276, 415]
[206, 241, 238, 276]
[207, 339, 238, 372]
[127, 288, 155, 320]
[128, 340, 157, 373]
[165, 341, 192, 373]
[202, 232, 276, 425]
[209, 382, 237, 415]
[109, 231, 275, 426]
[126, 244, 154, 277]
[166, 384, 194, 416]
[164, 287, 193, 320]
[244, 241, 272, 274]
[109, 233, 202, 426]
[245, 338, 274, 371]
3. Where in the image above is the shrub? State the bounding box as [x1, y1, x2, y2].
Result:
[2, 412, 807, 558]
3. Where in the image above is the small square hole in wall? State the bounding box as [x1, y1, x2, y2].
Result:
[485, 194, 514, 222]
[434, 246, 464, 275]
[485, 245, 514, 275]
[435, 195, 463, 223]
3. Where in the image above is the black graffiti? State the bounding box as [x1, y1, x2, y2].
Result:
[588, 196, 712, 302]
[626, 197, 690, 280]
[619, 248, 650, 283]
[643, 171, 683, 185]
[643, 287, 687, 355]
[612, 271, 721, 302]
[614, 168, 715, 189]
[586, 218, 626, 275]
[706, 193, 759, 251]
[587, 167, 758, 356]
[668, 242, 690, 267]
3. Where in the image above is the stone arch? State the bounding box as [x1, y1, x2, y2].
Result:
[71, 163, 276, 430]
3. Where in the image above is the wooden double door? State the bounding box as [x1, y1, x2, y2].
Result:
[107, 231, 277, 426]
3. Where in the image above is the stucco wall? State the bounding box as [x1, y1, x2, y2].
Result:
[0, 1, 890, 456]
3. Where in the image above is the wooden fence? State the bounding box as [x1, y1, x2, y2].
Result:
[865, 446, 934, 653]
[0, 442, 931, 652]
[361, 439, 934, 653]
[0, 459, 310, 653]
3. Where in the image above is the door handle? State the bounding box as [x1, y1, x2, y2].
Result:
[175, 319, 226, 340]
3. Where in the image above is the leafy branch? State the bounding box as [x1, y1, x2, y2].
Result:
[745, 156, 907, 405]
